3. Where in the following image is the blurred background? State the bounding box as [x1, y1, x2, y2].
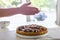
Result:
[0, 0, 57, 31]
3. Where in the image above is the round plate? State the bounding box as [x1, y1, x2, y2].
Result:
[16, 33, 48, 38]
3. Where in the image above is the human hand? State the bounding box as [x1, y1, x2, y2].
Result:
[19, 2, 40, 15]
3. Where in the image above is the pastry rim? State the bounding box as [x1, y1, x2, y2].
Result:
[16, 29, 48, 36]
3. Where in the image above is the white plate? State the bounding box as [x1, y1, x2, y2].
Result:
[16, 33, 48, 38]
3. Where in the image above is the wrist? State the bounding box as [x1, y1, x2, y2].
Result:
[16, 7, 22, 14]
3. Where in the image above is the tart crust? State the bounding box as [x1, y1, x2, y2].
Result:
[16, 29, 48, 36]
[16, 24, 48, 36]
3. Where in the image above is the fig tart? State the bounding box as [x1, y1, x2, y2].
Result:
[16, 24, 48, 36]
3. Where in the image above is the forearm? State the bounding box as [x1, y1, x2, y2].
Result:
[0, 8, 21, 17]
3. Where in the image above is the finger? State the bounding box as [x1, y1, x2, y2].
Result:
[25, 2, 31, 6]
[33, 8, 40, 13]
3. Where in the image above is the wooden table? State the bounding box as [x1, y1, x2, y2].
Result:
[0, 27, 60, 40]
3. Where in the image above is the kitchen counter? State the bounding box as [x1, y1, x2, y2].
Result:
[0, 27, 60, 40]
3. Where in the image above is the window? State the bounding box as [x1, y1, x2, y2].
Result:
[0, 0, 57, 31]
[28, 0, 57, 28]
[30, 0, 57, 21]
